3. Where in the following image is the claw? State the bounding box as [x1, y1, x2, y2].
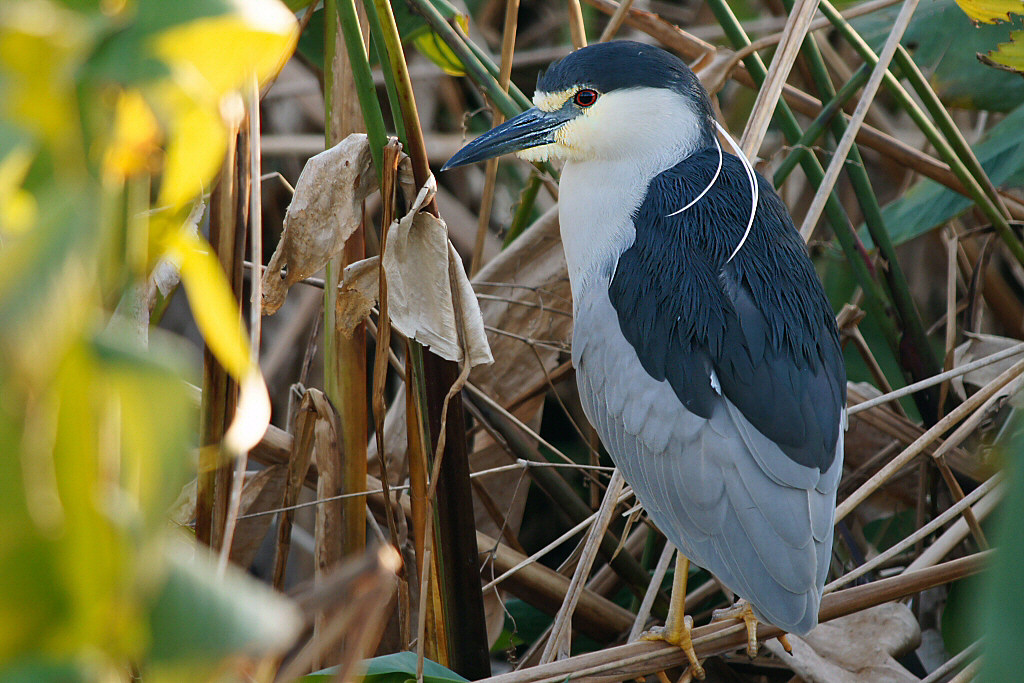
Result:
[642, 614, 706, 680]
[712, 601, 759, 658]
[777, 633, 793, 654]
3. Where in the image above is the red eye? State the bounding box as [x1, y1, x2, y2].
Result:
[573, 88, 598, 108]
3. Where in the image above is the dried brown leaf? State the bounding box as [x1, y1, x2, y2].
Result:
[262, 134, 376, 315]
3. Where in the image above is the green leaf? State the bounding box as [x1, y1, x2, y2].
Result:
[864, 102, 1024, 247]
[303, 652, 469, 683]
[0, 659, 95, 683]
[978, 411, 1024, 682]
[145, 539, 302, 668]
[851, 0, 1024, 111]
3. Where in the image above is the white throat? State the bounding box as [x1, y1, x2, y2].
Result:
[555, 87, 707, 307]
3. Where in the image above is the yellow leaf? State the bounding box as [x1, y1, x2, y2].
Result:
[163, 231, 251, 379]
[149, 4, 298, 96]
[154, 89, 227, 207]
[983, 29, 1024, 73]
[145, 2, 297, 208]
[103, 90, 163, 180]
[0, 146, 37, 235]
[223, 367, 271, 453]
[954, 0, 1024, 23]
[0, 1, 89, 162]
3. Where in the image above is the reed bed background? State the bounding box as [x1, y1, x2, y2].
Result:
[2, 0, 1024, 681]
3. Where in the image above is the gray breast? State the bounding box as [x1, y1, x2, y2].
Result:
[572, 284, 842, 635]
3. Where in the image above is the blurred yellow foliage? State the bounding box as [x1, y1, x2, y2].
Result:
[0, 0, 299, 677]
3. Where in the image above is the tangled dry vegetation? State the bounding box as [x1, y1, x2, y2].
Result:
[4, 0, 1024, 681]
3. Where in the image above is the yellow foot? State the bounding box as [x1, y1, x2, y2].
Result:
[777, 633, 793, 654]
[642, 614, 706, 680]
[711, 601, 759, 658]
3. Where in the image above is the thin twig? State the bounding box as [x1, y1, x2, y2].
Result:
[826, 474, 1002, 592]
[542, 471, 626, 663]
[847, 342, 1024, 415]
[838, 357, 1024, 522]
[798, 0, 922, 238]
[739, 0, 820, 157]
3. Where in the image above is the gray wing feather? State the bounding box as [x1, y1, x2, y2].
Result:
[574, 288, 841, 635]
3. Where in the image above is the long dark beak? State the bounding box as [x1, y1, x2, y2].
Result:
[441, 107, 570, 171]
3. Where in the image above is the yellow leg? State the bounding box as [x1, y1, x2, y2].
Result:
[711, 600, 759, 658]
[641, 554, 705, 680]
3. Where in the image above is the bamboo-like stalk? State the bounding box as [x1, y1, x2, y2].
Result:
[702, 0, 904, 374]
[470, 0, 520, 277]
[322, 2, 373, 667]
[366, 0, 492, 675]
[198, 126, 247, 550]
[779, 0, 943, 419]
[816, 0, 1024, 266]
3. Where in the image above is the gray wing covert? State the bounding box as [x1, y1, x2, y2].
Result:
[573, 286, 841, 635]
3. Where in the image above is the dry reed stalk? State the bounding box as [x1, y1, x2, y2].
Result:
[541, 471, 626, 662]
[219, 79, 265, 575]
[797, 0, 921, 239]
[198, 125, 247, 550]
[372, 141, 404, 550]
[470, 0, 520, 277]
[826, 473, 1002, 592]
[323, 0, 368, 575]
[739, 0, 820, 158]
[313, 395, 344, 667]
[629, 543, 675, 641]
[597, 0, 635, 41]
[568, 0, 588, 48]
[906, 487, 1001, 572]
[271, 391, 320, 589]
[475, 553, 988, 683]
[848, 343, 1024, 416]
[839, 358, 1024, 522]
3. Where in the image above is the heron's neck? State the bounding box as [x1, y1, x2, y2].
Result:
[559, 149, 685, 308]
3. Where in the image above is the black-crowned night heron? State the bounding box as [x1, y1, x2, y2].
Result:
[443, 41, 845, 676]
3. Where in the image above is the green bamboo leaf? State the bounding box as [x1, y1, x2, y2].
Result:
[145, 540, 302, 670]
[851, 0, 1024, 111]
[864, 102, 1024, 247]
[301, 652, 469, 683]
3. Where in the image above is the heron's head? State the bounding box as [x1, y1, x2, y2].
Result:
[442, 41, 715, 170]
